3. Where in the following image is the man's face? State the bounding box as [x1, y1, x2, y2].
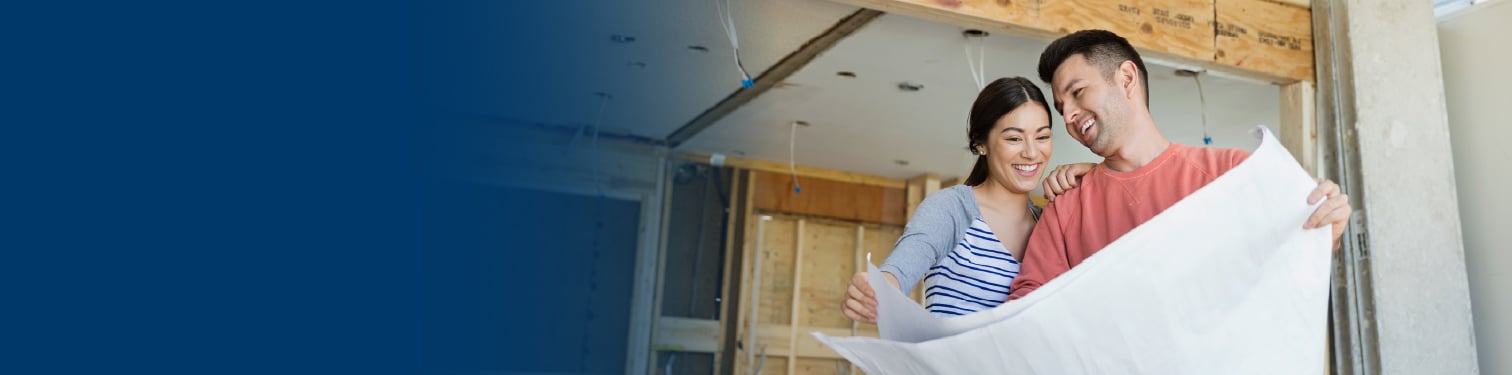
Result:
[1050, 54, 1130, 157]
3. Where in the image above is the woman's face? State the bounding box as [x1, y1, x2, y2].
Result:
[981, 101, 1054, 194]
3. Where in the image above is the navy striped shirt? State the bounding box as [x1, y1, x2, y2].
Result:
[881, 184, 1041, 317]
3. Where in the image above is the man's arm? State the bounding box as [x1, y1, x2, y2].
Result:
[1007, 202, 1072, 301]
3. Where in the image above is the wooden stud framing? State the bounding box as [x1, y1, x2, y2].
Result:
[728, 212, 904, 370]
[904, 173, 941, 221]
[734, 172, 760, 375]
[787, 220, 806, 375]
[941, 176, 963, 189]
[715, 170, 749, 375]
[1280, 81, 1319, 175]
[745, 214, 770, 375]
[851, 225, 865, 375]
[688, 163, 913, 373]
[635, 160, 671, 375]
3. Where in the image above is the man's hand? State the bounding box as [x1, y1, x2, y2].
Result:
[1305, 178, 1353, 250]
[842, 271, 899, 324]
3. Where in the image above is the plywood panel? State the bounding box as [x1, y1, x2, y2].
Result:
[753, 170, 907, 225]
[747, 325, 854, 359]
[759, 357, 789, 375]
[825, 0, 1045, 38]
[1215, 0, 1314, 82]
[799, 221, 860, 329]
[862, 223, 904, 268]
[796, 358, 846, 375]
[758, 217, 798, 325]
[1040, 0, 1216, 62]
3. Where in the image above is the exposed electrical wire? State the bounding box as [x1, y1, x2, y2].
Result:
[1176, 69, 1212, 145]
[714, 0, 754, 88]
[961, 31, 988, 90]
[1192, 73, 1211, 145]
[789, 121, 802, 194]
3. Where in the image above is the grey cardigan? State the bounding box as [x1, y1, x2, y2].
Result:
[879, 184, 1041, 291]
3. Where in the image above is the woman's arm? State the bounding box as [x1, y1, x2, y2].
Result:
[842, 190, 962, 323]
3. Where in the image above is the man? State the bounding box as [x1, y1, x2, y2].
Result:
[1006, 30, 1353, 300]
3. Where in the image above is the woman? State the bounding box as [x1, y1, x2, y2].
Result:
[843, 77, 1091, 322]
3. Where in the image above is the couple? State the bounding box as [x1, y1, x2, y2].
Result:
[843, 29, 1353, 322]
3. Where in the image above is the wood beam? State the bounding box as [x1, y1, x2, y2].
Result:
[664, 9, 884, 147]
[749, 170, 908, 226]
[826, 0, 1315, 83]
[1215, 0, 1315, 82]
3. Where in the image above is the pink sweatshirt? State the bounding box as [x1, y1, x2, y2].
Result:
[1007, 143, 1249, 300]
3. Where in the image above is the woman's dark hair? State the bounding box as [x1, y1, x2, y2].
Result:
[964, 77, 1051, 186]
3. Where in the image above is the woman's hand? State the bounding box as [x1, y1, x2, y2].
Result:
[843, 271, 899, 324]
[1043, 163, 1097, 202]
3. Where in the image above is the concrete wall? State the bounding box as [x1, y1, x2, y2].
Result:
[1338, 0, 1479, 372]
[1440, 1, 1512, 372]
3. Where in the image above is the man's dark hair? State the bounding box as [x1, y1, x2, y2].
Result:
[1037, 29, 1149, 107]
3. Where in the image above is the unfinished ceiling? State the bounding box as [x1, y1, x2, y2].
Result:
[678, 13, 1281, 190]
[473, 0, 1282, 193]
[466, 0, 860, 138]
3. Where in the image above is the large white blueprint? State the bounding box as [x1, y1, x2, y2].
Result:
[815, 126, 1333, 374]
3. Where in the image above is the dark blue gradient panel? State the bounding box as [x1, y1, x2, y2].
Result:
[427, 186, 641, 373]
[0, 0, 668, 374]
